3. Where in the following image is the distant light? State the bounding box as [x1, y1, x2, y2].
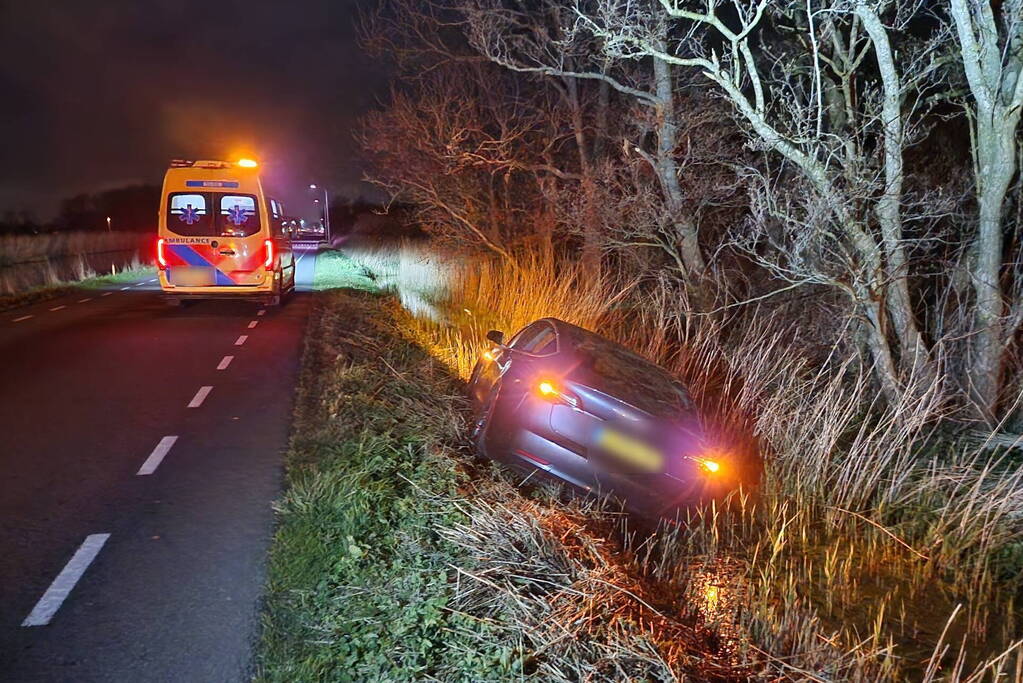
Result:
[237, 158, 258, 168]
[309, 184, 317, 189]
[483, 351, 494, 361]
[538, 381, 556, 396]
[313, 198, 320, 203]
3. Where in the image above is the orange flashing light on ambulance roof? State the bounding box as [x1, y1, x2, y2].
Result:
[237, 158, 258, 168]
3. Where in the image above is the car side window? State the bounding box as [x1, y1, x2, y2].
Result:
[511, 323, 557, 355]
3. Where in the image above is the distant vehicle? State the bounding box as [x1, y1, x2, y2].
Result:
[156, 159, 296, 306]
[468, 319, 741, 519]
[294, 220, 326, 243]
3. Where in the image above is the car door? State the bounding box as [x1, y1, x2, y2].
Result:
[479, 322, 556, 450]
[483, 324, 598, 490]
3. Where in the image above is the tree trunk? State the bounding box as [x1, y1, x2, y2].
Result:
[949, 0, 1023, 421]
[652, 50, 707, 296]
[565, 77, 602, 272]
[970, 115, 1017, 418]
[858, 4, 937, 389]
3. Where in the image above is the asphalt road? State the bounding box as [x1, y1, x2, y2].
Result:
[0, 246, 319, 682]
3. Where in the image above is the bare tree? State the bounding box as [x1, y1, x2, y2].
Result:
[463, 0, 713, 300]
[949, 0, 1023, 420]
[563, 0, 962, 403]
[358, 64, 581, 264]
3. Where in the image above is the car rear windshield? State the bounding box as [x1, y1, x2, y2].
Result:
[570, 329, 694, 418]
[167, 192, 261, 237]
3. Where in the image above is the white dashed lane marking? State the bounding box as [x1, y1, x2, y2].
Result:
[49, 305, 66, 312]
[77, 298, 92, 303]
[257, 309, 266, 316]
[101, 292, 113, 297]
[187, 386, 213, 408]
[120, 287, 130, 291]
[247, 321, 258, 329]
[22, 534, 111, 627]
[13, 315, 33, 323]
[217, 355, 234, 370]
[235, 335, 248, 346]
[137, 436, 178, 475]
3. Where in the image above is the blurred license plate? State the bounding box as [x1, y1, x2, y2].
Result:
[171, 266, 215, 287]
[596, 428, 664, 472]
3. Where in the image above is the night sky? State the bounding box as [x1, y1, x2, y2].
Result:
[0, 0, 384, 221]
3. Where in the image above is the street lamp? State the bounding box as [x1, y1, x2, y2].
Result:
[106, 216, 111, 232]
[309, 183, 330, 242]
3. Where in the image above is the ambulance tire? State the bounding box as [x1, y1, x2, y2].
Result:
[267, 270, 283, 307]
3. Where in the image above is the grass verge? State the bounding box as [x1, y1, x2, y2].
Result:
[256, 290, 508, 680]
[256, 290, 758, 681]
[340, 241, 1023, 680]
[311, 249, 378, 292]
[0, 264, 156, 313]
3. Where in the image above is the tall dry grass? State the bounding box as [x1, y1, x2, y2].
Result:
[0, 231, 145, 266]
[345, 241, 1023, 679]
[0, 231, 152, 296]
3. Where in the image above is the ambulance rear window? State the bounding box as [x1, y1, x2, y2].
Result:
[219, 195, 260, 237]
[166, 192, 261, 237]
[168, 193, 212, 236]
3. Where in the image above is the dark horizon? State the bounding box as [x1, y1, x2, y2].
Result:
[0, 0, 384, 222]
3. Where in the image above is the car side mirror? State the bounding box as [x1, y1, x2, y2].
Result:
[485, 330, 504, 346]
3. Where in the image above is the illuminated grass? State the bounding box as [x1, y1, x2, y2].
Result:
[256, 291, 760, 681]
[311, 249, 379, 292]
[347, 242, 1023, 679]
[0, 261, 154, 312]
[255, 291, 508, 680]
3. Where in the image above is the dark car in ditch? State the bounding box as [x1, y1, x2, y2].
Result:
[468, 318, 741, 519]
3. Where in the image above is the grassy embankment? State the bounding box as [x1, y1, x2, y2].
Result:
[335, 239, 1023, 680]
[0, 231, 153, 311]
[0, 264, 156, 313]
[256, 249, 754, 681]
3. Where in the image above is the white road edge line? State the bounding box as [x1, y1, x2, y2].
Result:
[188, 386, 213, 408]
[77, 298, 92, 303]
[49, 305, 66, 312]
[22, 533, 111, 627]
[137, 436, 178, 476]
[247, 320, 258, 329]
[235, 335, 248, 346]
[217, 355, 234, 370]
[13, 315, 33, 322]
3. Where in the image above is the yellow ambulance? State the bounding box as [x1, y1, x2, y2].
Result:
[156, 159, 295, 305]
